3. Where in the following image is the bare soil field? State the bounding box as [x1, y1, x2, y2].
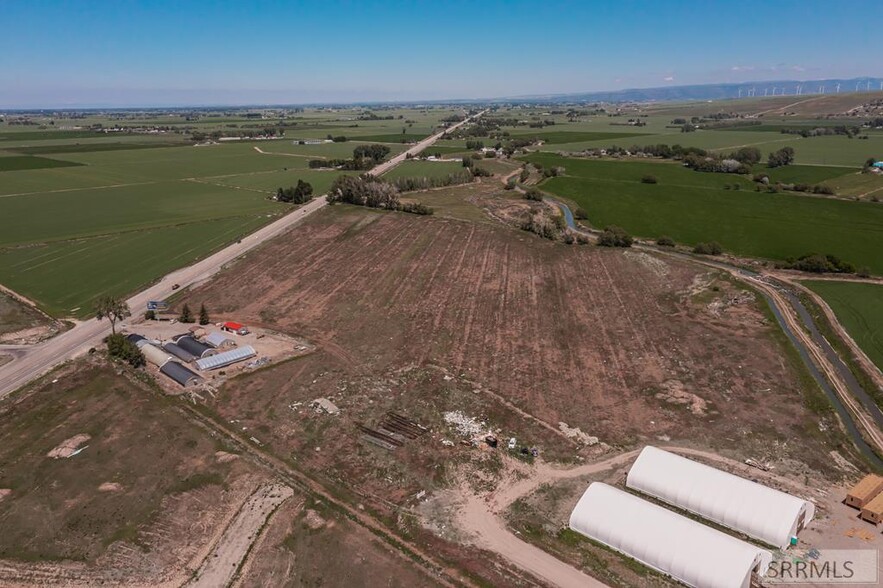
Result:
[0, 359, 271, 585]
[0, 290, 59, 343]
[180, 204, 842, 489]
[236, 494, 451, 587]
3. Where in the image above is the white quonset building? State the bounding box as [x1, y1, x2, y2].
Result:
[626, 446, 815, 549]
[570, 483, 772, 588]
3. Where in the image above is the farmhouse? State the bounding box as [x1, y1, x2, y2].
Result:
[569, 483, 772, 588]
[845, 474, 883, 509]
[195, 345, 256, 371]
[626, 446, 815, 549]
[159, 361, 202, 387]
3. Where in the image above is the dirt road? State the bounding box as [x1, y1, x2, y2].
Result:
[453, 445, 822, 588]
[188, 483, 294, 588]
[0, 112, 482, 400]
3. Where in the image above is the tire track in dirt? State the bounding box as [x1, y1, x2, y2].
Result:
[452, 235, 493, 372]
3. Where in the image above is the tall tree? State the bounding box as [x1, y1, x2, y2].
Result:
[180, 303, 193, 323]
[94, 295, 130, 335]
[199, 303, 210, 326]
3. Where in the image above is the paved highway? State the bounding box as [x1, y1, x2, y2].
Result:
[0, 111, 483, 399]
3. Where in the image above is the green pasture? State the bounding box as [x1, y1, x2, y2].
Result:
[526, 153, 883, 274]
[0, 180, 281, 247]
[759, 165, 855, 185]
[507, 130, 653, 144]
[803, 280, 883, 372]
[0, 215, 270, 316]
[0, 155, 82, 172]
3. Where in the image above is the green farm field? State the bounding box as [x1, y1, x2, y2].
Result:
[803, 280, 883, 372]
[0, 108, 459, 316]
[526, 153, 883, 273]
[0, 215, 270, 316]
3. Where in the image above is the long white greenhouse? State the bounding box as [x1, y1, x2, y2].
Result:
[569, 483, 772, 588]
[626, 446, 814, 549]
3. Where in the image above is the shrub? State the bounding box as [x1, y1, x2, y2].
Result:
[641, 174, 658, 184]
[574, 207, 588, 220]
[106, 333, 145, 368]
[857, 266, 872, 278]
[656, 236, 675, 247]
[784, 253, 855, 274]
[144, 310, 155, 320]
[524, 188, 544, 202]
[693, 241, 723, 255]
[597, 226, 633, 248]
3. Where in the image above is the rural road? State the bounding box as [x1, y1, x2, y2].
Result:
[0, 111, 484, 400]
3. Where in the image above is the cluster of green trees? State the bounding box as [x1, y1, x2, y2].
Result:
[520, 211, 565, 240]
[178, 303, 211, 324]
[328, 175, 433, 215]
[767, 147, 795, 168]
[106, 333, 145, 367]
[390, 170, 475, 192]
[782, 253, 856, 274]
[465, 140, 484, 150]
[597, 226, 633, 248]
[779, 125, 861, 138]
[693, 241, 723, 255]
[308, 144, 391, 171]
[275, 180, 313, 204]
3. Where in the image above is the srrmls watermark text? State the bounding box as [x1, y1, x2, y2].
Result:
[766, 550, 878, 584]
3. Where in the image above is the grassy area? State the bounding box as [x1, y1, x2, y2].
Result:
[0, 155, 82, 172]
[9, 141, 185, 155]
[0, 364, 233, 562]
[758, 164, 855, 185]
[0, 292, 51, 338]
[803, 280, 883, 372]
[509, 130, 653, 143]
[526, 153, 883, 274]
[351, 133, 427, 143]
[0, 215, 270, 316]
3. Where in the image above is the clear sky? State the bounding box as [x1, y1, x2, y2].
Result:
[1, 0, 880, 107]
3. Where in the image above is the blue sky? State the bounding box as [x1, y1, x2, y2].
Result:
[1, 0, 880, 107]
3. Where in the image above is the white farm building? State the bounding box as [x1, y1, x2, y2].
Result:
[570, 483, 772, 588]
[626, 446, 815, 549]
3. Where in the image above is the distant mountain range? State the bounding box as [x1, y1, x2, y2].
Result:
[499, 77, 883, 104]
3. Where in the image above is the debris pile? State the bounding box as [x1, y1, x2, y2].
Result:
[47, 434, 91, 459]
[558, 422, 599, 446]
[311, 398, 340, 415]
[443, 411, 485, 437]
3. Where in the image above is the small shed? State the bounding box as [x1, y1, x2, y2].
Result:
[160, 361, 203, 387]
[162, 341, 197, 363]
[204, 331, 236, 349]
[196, 345, 257, 371]
[188, 325, 207, 338]
[846, 474, 883, 509]
[173, 335, 217, 359]
[222, 321, 249, 335]
[141, 344, 174, 368]
[861, 492, 883, 525]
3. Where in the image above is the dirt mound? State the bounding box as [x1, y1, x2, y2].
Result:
[655, 380, 708, 416]
[47, 433, 90, 459]
[303, 509, 327, 530]
[98, 482, 123, 492]
[0, 488, 10, 502]
[215, 451, 239, 463]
